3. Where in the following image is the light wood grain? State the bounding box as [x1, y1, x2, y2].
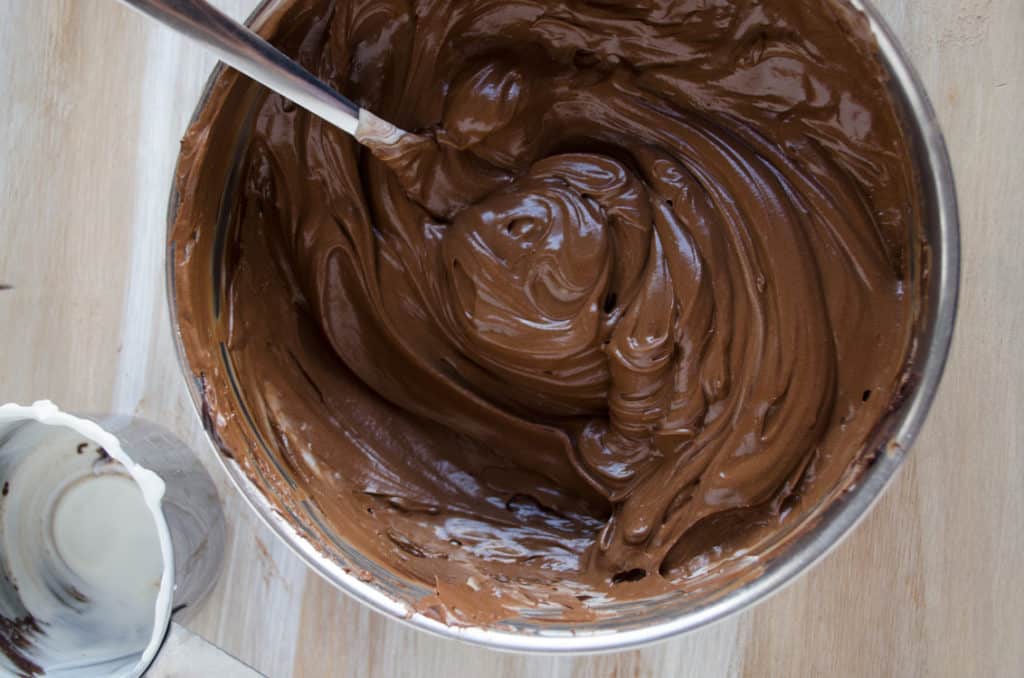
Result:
[1, 0, 1021, 675]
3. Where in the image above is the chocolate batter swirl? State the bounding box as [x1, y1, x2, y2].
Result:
[173, 0, 920, 620]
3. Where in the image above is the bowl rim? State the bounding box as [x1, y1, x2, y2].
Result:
[164, 0, 960, 654]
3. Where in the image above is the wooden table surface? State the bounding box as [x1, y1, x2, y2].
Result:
[2, 0, 1022, 675]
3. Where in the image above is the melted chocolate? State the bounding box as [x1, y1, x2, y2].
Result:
[172, 0, 921, 622]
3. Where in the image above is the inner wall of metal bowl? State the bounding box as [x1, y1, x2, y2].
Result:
[168, 0, 956, 648]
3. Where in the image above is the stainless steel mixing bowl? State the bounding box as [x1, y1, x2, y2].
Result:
[166, 0, 959, 653]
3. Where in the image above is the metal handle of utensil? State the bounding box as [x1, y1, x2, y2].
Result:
[118, 0, 361, 135]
